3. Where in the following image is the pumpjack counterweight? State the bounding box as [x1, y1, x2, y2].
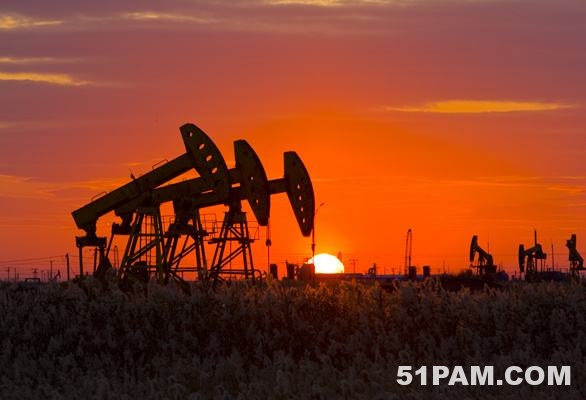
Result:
[71, 123, 315, 288]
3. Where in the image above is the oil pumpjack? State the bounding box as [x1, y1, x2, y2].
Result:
[518, 230, 547, 275]
[71, 123, 315, 289]
[566, 234, 584, 273]
[469, 235, 496, 275]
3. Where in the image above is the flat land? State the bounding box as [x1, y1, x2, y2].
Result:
[1, 279, 584, 399]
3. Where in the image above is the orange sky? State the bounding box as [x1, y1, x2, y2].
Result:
[1, 0, 585, 277]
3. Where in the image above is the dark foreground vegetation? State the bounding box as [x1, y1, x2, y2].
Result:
[1, 278, 585, 399]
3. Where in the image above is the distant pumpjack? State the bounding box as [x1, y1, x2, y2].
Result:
[469, 235, 496, 275]
[71, 123, 314, 289]
[518, 231, 547, 274]
[566, 234, 584, 272]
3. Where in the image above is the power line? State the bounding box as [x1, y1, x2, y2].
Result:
[0, 255, 66, 266]
[0, 255, 64, 264]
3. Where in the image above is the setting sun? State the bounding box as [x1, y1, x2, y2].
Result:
[309, 253, 345, 274]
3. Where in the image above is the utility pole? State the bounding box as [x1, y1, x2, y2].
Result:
[311, 202, 325, 262]
[349, 258, 358, 274]
[79, 246, 84, 278]
[66, 253, 70, 281]
[50, 260, 53, 281]
[404, 228, 412, 276]
[5, 267, 9, 281]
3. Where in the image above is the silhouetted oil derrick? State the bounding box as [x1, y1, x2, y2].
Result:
[469, 235, 496, 275]
[518, 230, 547, 275]
[566, 234, 584, 273]
[71, 123, 314, 289]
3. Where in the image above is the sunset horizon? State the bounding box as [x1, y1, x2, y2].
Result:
[1, 0, 585, 278]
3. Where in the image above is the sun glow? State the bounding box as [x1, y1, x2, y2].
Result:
[309, 253, 345, 274]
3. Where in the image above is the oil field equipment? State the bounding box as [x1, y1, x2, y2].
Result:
[469, 235, 496, 275]
[518, 230, 547, 274]
[404, 228, 412, 276]
[566, 234, 584, 273]
[71, 123, 315, 288]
